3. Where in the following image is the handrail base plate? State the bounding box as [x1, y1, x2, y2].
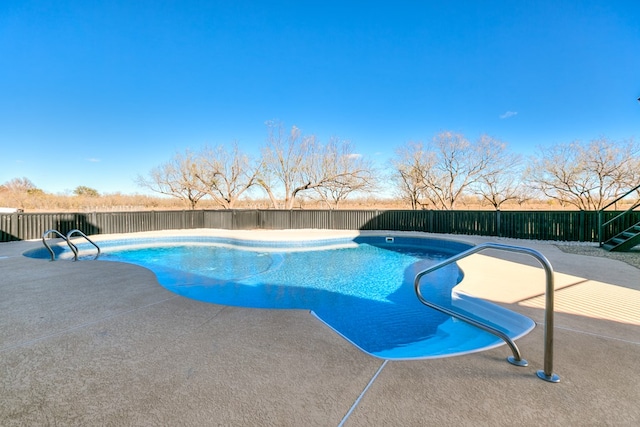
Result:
[536, 370, 560, 383]
[507, 356, 528, 367]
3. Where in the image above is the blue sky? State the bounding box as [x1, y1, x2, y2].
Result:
[1, 0, 639, 195]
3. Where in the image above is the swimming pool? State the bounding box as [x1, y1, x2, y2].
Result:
[26, 233, 535, 360]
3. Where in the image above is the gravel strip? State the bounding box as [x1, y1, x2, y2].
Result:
[555, 244, 640, 270]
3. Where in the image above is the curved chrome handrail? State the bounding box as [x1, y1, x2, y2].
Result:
[42, 229, 69, 261]
[66, 229, 101, 260]
[414, 242, 560, 383]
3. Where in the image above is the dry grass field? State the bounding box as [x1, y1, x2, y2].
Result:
[0, 190, 608, 213]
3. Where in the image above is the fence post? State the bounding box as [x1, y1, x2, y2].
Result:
[496, 209, 501, 237]
[578, 210, 585, 242]
[597, 209, 603, 246]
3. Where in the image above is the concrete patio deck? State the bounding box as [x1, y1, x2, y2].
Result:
[1, 230, 638, 426]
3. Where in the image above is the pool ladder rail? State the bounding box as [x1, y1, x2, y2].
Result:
[414, 242, 560, 383]
[42, 229, 101, 261]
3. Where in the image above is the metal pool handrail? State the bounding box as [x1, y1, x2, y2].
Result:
[413, 242, 560, 383]
[66, 229, 101, 260]
[41, 229, 101, 261]
[42, 229, 69, 261]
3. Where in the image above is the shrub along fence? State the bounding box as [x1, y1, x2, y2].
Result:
[2, 209, 637, 243]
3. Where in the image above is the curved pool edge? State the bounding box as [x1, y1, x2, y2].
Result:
[59, 228, 477, 244]
[25, 228, 477, 259]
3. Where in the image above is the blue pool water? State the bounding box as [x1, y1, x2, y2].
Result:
[26, 235, 535, 359]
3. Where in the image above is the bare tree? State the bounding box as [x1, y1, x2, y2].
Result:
[136, 149, 207, 209]
[390, 141, 433, 210]
[259, 121, 374, 209]
[1, 177, 42, 209]
[195, 142, 261, 209]
[391, 133, 515, 210]
[312, 138, 376, 209]
[472, 144, 523, 210]
[3, 177, 39, 193]
[423, 132, 504, 209]
[525, 137, 640, 210]
[258, 121, 311, 209]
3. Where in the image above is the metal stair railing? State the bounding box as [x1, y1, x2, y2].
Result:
[414, 242, 560, 383]
[66, 229, 101, 260]
[598, 183, 640, 247]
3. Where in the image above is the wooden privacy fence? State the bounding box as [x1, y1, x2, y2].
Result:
[3, 209, 636, 243]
